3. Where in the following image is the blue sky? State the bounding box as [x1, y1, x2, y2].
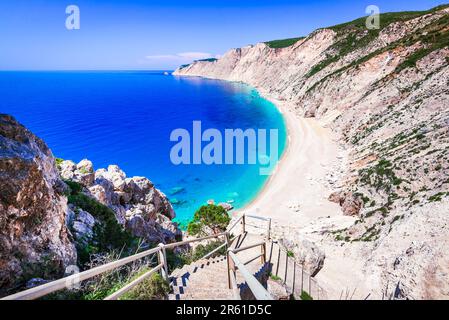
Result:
[0, 0, 446, 70]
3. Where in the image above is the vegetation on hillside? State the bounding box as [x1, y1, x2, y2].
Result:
[306, 4, 449, 78]
[196, 58, 218, 63]
[64, 180, 139, 267]
[44, 250, 169, 300]
[305, 5, 449, 95]
[265, 37, 305, 49]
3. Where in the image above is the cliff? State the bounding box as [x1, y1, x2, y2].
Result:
[0, 115, 76, 295]
[174, 5, 449, 299]
[0, 114, 180, 296]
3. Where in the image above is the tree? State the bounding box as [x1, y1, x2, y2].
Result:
[187, 204, 231, 236]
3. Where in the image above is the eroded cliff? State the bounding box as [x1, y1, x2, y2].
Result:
[174, 5, 449, 299]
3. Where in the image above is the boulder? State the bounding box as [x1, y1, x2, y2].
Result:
[60, 159, 95, 187]
[126, 215, 147, 239]
[157, 214, 183, 242]
[280, 238, 325, 277]
[59, 160, 76, 180]
[328, 191, 363, 216]
[107, 165, 126, 191]
[71, 210, 96, 245]
[267, 279, 290, 300]
[88, 185, 108, 205]
[74, 159, 95, 187]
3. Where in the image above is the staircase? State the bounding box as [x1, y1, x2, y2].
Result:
[168, 232, 324, 300]
[2, 213, 324, 301]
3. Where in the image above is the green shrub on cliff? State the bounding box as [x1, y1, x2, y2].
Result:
[265, 37, 304, 49]
[187, 204, 230, 236]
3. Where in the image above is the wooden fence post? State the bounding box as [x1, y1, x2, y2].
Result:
[157, 243, 169, 282]
[227, 250, 235, 289]
[261, 243, 266, 264]
[225, 232, 230, 250]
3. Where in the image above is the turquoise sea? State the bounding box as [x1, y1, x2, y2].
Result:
[0, 71, 286, 227]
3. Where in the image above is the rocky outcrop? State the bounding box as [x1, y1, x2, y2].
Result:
[328, 191, 363, 216]
[0, 114, 76, 295]
[60, 160, 181, 245]
[267, 279, 290, 300]
[69, 208, 96, 245]
[60, 159, 95, 187]
[174, 6, 449, 298]
[280, 238, 325, 277]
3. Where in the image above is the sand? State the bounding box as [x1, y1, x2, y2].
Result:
[234, 96, 371, 299]
[236, 96, 345, 229]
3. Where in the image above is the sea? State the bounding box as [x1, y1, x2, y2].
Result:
[0, 71, 286, 227]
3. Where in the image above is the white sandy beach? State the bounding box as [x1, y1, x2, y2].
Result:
[238, 97, 342, 224]
[235, 96, 371, 299]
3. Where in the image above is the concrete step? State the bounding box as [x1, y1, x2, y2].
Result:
[166, 233, 322, 300]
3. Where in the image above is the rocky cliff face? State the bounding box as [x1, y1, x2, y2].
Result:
[174, 6, 449, 299]
[0, 114, 76, 295]
[59, 159, 181, 246]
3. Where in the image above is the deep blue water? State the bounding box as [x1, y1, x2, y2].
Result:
[0, 71, 286, 227]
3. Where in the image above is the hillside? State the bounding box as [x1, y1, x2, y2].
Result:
[174, 5, 449, 299]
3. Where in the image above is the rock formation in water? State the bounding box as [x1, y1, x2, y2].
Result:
[174, 5, 449, 299]
[0, 114, 181, 296]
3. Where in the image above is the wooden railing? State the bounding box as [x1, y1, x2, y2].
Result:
[1, 213, 271, 301]
[226, 214, 273, 300]
[1, 232, 231, 300]
[270, 240, 323, 300]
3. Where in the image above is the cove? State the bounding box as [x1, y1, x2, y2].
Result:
[0, 71, 287, 227]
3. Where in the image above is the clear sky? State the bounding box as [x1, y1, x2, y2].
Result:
[0, 0, 446, 70]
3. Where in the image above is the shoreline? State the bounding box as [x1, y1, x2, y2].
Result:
[171, 75, 344, 224]
[233, 87, 344, 225]
[235, 94, 292, 213]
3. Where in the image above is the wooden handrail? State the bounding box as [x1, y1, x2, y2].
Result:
[164, 232, 227, 249]
[1, 246, 161, 300]
[228, 268, 241, 300]
[271, 240, 323, 300]
[245, 214, 271, 221]
[2, 233, 229, 301]
[235, 214, 271, 240]
[231, 241, 265, 254]
[242, 253, 264, 266]
[228, 251, 273, 300]
[227, 215, 244, 233]
[3, 213, 273, 301]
